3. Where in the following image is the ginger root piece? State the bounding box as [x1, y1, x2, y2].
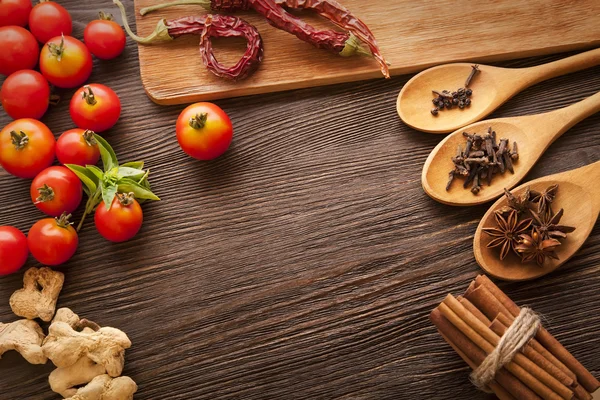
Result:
[0, 319, 47, 364]
[53, 308, 101, 332]
[50, 357, 107, 398]
[64, 374, 137, 400]
[43, 309, 131, 377]
[10, 267, 65, 321]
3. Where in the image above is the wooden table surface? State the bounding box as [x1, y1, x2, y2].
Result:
[0, 1, 599, 399]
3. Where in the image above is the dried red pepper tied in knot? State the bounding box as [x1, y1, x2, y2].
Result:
[114, 0, 263, 80]
[139, 0, 390, 78]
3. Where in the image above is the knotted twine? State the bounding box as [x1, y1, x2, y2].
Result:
[470, 307, 541, 391]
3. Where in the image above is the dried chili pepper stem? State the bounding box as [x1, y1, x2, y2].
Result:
[140, 0, 210, 16]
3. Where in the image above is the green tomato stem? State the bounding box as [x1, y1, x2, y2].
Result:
[77, 189, 102, 232]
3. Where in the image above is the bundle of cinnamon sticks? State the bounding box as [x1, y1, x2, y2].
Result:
[430, 275, 599, 400]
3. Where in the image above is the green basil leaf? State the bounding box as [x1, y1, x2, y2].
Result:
[121, 161, 144, 170]
[101, 181, 118, 210]
[94, 134, 118, 172]
[118, 178, 160, 201]
[86, 165, 104, 181]
[117, 166, 146, 180]
[65, 164, 98, 195]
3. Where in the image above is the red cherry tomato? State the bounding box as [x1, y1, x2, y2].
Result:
[0, 118, 55, 179]
[0, 0, 32, 28]
[28, 213, 78, 266]
[176, 102, 233, 160]
[70, 84, 121, 132]
[84, 14, 125, 60]
[95, 194, 143, 243]
[0, 25, 38, 76]
[30, 166, 82, 217]
[0, 226, 28, 275]
[39, 35, 92, 89]
[0, 70, 50, 120]
[56, 128, 100, 166]
[28, 0, 71, 44]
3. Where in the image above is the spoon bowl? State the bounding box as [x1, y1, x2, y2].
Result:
[398, 48, 600, 133]
[473, 162, 600, 281]
[422, 91, 600, 206]
[397, 64, 503, 133]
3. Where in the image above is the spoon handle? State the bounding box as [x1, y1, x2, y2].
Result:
[567, 161, 600, 214]
[531, 91, 600, 143]
[519, 47, 600, 86]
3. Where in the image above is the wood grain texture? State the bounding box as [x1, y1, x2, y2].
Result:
[132, 0, 600, 104]
[0, 1, 599, 399]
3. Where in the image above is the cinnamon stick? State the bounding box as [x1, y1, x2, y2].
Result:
[489, 313, 575, 389]
[458, 296, 491, 325]
[465, 282, 576, 381]
[440, 331, 517, 400]
[430, 308, 540, 400]
[441, 296, 572, 400]
[475, 275, 600, 393]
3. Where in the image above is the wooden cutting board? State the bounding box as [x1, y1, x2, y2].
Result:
[132, 0, 600, 105]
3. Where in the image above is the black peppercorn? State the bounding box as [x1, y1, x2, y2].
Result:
[446, 102, 453, 110]
[466, 88, 473, 97]
[458, 101, 465, 109]
[452, 98, 459, 105]
[432, 98, 439, 105]
[465, 98, 471, 106]
[438, 102, 445, 110]
[431, 108, 439, 116]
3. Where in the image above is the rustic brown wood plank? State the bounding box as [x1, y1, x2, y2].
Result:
[0, 1, 599, 398]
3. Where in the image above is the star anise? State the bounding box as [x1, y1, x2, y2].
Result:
[483, 209, 533, 260]
[530, 184, 558, 213]
[515, 229, 561, 267]
[530, 208, 576, 240]
[501, 187, 533, 215]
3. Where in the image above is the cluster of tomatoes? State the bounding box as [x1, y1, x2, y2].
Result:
[0, 0, 136, 276]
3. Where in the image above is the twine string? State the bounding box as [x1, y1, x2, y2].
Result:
[470, 307, 541, 391]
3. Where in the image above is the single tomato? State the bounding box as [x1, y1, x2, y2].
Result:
[28, 0, 71, 44]
[28, 212, 78, 266]
[0, 25, 38, 76]
[0, 226, 28, 275]
[30, 166, 82, 217]
[0, 70, 50, 119]
[56, 128, 100, 166]
[69, 84, 121, 132]
[84, 12, 125, 60]
[0, 118, 55, 179]
[0, 0, 32, 27]
[39, 35, 92, 89]
[95, 193, 143, 242]
[176, 102, 233, 160]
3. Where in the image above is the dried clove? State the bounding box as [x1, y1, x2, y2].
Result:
[429, 65, 479, 116]
[446, 127, 521, 194]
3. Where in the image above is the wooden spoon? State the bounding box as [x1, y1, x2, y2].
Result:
[473, 161, 600, 281]
[422, 91, 600, 206]
[397, 48, 600, 134]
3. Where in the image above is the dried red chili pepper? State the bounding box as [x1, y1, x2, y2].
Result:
[114, 0, 263, 80]
[139, 0, 390, 78]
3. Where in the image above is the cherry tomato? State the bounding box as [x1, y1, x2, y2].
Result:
[176, 102, 233, 160]
[28, 213, 78, 266]
[56, 128, 100, 166]
[0, 226, 28, 275]
[39, 35, 92, 89]
[95, 194, 143, 243]
[70, 84, 121, 132]
[0, 0, 32, 28]
[0, 70, 50, 120]
[84, 14, 126, 60]
[0, 25, 38, 76]
[0, 118, 55, 179]
[30, 166, 82, 217]
[28, 0, 71, 44]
